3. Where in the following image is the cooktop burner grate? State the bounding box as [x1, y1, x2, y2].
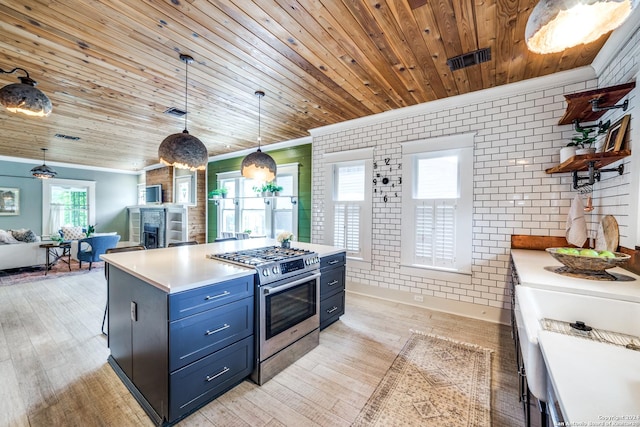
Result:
[208, 246, 315, 266]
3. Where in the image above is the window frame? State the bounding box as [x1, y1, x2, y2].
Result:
[323, 148, 373, 263]
[42, 178, 96, 237]
[401, 133, 474, 276]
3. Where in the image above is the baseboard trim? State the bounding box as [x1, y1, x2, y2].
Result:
[346, 282, 510, 325]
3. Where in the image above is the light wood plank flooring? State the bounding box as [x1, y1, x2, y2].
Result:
[0, 271, 524, 426]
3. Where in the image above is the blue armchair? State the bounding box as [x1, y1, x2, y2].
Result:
[77, 235, 121, 270]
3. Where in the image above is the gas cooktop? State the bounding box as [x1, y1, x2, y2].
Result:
[209, 246, 315, 266]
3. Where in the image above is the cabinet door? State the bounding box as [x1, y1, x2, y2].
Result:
[320, 252, 345, 270]
[320, 266, 345, 299]
[169, 297, 253, 371]
[320, 290, 345, 330]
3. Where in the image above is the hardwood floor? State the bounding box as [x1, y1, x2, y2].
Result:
[0, 271, 524, 426]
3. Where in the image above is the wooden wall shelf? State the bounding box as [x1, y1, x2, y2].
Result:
[558, 82, 635, 126]
[545, 150, 631, 174]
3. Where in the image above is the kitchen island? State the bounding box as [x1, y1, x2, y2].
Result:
[101, 239, 345, 426]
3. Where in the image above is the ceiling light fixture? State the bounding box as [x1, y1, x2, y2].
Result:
[158, 54, 208, 171]
[525, 0, 638, 54]
[0, 66, 52, 117]
[241, 90, 277, 183]
[31, 148, 57, 179]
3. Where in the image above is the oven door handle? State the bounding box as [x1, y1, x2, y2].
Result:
[263, 272, 320, 295]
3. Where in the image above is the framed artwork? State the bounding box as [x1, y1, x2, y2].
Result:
[174, 170, 197, 206]
[0, 187, 20, 216]
[604, 114, 630, 152]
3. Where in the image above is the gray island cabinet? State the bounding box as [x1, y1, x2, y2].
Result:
[102, 239, 346, 426]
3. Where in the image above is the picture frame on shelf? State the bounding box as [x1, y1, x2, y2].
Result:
[603, 114, 630, 152]
[0, 187, 20, 216]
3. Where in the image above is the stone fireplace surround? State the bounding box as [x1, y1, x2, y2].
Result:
[140, 208, 166, 248]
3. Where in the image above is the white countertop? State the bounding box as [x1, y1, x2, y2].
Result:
[539, 331, 640, 423]
[511, 249, 640, 302]
[101, 238, 346, 294]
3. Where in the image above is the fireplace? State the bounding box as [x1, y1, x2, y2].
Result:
[143, 225, 160, 249]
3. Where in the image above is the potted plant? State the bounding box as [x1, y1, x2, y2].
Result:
[277, 231, 294, 248]
[569, 123, 609, 156]
[262, 183, 273, 197]
[272, 184, 283, 196]
[208, 189, 222, 199]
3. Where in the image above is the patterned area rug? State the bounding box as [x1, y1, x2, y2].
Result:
[352, 333, 492, 427]
[0, 259, 104, 286]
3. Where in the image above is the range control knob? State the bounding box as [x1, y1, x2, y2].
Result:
[262, 269, 269, 276]
[305, 258, 310, 265]
[272, 266, 279, 274]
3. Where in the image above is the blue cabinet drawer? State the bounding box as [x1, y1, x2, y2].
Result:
[320, 290, 345, 330]
[320, 266, 345, 299]
[169, 336, 254, 420]
[169, 297, 253, 371]
[169, 275, 254, 320]
[320, 252, 345, 270]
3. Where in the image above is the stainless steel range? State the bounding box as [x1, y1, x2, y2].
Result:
[208, 246, 321, 384]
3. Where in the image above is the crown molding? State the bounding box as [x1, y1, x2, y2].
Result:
[309, 66, 597, 137]
[0, 155, 141, 175]
[204, 135, 312, 163]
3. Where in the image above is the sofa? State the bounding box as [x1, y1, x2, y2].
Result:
[0, 229, 46, 270]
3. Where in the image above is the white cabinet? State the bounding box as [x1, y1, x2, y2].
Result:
[166, 205, 188, 245]
[128, 207, 141, 244]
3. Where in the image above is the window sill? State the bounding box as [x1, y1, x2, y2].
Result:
[345, 257, 370, 270]
[399, 264, 471, 283]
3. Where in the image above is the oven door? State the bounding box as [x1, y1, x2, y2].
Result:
[259, 272, 320, 360]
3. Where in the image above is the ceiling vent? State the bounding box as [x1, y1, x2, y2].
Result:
[164, 107, 186, 117]
[54, 133, 81, 141]
[446, 48, 491, 71]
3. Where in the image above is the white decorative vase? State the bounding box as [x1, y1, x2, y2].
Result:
[560, 146, 576, 163]
[575, 147, 596, 156]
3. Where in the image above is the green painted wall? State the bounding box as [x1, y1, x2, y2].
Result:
[0, 159, 138, 238]
[207, 144, 312, 242]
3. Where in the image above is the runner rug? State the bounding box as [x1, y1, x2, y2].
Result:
[352, 332, 492, 427]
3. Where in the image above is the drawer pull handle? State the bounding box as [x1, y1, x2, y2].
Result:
[205, 366, 230, 382]
[205, 324, 230, 336]
[328, 259, 340, 265]
[327, 280, 339, 287]
[327, 306, 338, 314]
[204, 291, 230, 301]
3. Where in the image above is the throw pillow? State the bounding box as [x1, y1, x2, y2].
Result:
[61, 226, 86, 240]
[0, 229, 20, 244]
[10, 228, 38, 243]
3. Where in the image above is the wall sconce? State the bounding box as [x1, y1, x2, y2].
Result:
[525, 0, 637, 54]
[0, 66, 52, 117]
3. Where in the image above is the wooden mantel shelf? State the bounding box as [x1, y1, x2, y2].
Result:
[545, 150, 631, 174]
[558, 82, 635, 125]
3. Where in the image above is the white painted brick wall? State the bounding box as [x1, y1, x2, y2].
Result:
[311, 28, 639, 311]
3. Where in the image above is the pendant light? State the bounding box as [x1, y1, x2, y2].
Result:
[0, 66, 52, 117]
[526, 0, 638, 54]
[241, 90, 277, 182]
[158, 54, 208, 171]
[31, 148, 57, 179]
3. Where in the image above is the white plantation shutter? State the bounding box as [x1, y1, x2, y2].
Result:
[334, 204, 360, 254]
[415, 201, 456, 268]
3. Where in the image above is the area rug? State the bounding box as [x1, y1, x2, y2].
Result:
[352, 332, 492, 427]
[0, 259, 104, 286]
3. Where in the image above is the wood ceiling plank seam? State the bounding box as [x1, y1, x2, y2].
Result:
[493, 0, 519, 87]
[410, 3, 461, 98]
[270, 0, 411, 109]
[474, 0, 497, 88]
[429, 0, 471, 94]
[227, 0, 384, 113]
[153, 0, 372, 120]
[452, 0, 484, 92]
[310, 0, 430, 107]
[385, 0, 448, 100]
[505, 0, 536, 84]
[341, 0, 430, 105]
[205, 0, 376, 116]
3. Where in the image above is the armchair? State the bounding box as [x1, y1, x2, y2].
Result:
[77, 235, 121, 270]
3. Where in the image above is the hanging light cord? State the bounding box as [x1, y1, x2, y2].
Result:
[258, 93, 261, 150]
[0, 67, 28, 77]
[184, 58, 189, 132]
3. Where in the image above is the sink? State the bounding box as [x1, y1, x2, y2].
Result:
[514, 286, 640, 401]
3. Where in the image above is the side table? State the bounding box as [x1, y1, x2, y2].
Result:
[40, 242, 72, 275]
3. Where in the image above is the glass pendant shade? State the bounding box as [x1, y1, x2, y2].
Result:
[241, 90, 277, 182]
[31, 148, 57, 179]
[158, 54, 208, 171]
[159, 129, 208, 171]
[0, 71, 52, 117]
[526, 0, 637, 54]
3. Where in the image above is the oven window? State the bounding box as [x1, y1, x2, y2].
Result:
[266, 279, 317, 339]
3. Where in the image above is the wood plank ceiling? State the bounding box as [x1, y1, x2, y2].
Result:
[0, 0, 607, 171]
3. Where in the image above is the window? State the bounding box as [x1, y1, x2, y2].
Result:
[216, 164, 298, 238]
[324, 148, 373, 262]
[42, 178, 96, 237]
[401, 134, 473, 274]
